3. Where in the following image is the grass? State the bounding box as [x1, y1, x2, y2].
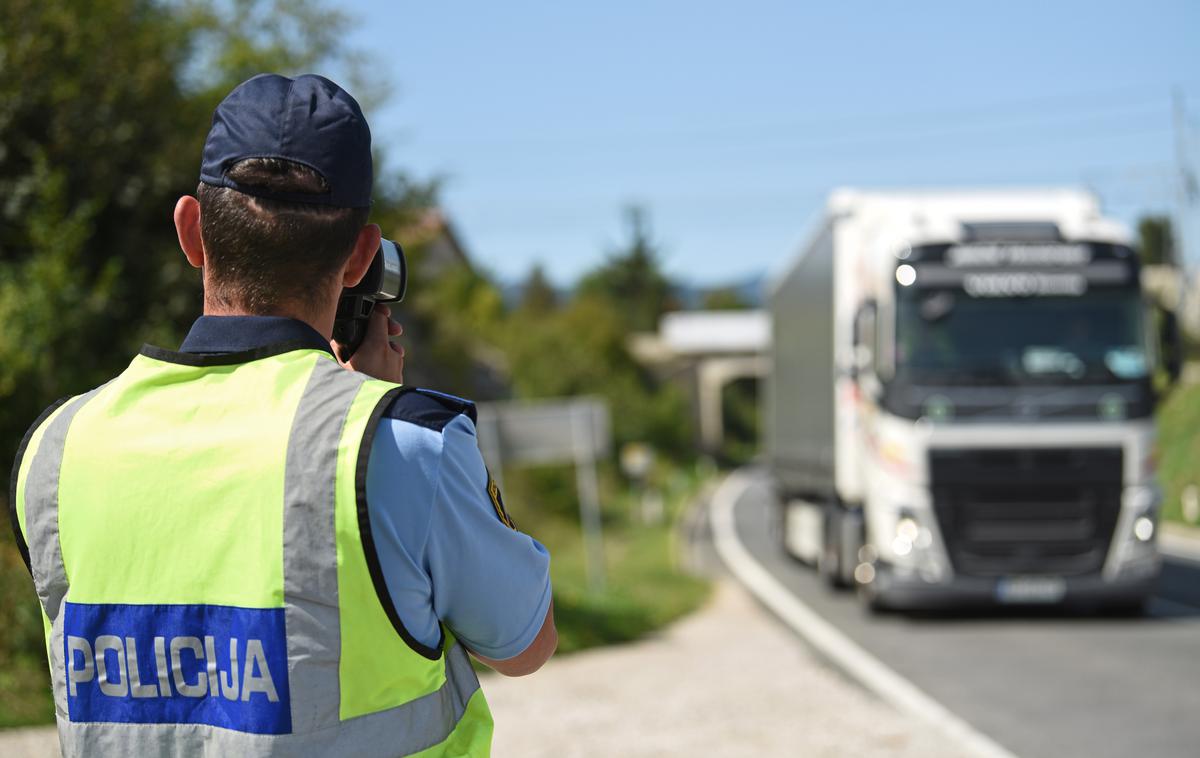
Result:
[502, 463, 712, 655]
[1157, 381, 1200, 525]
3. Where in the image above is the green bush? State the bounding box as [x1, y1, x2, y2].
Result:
[500, 462, 710, 655]
[1157, 382, 1200, 524]
[0, 542, 54, 727]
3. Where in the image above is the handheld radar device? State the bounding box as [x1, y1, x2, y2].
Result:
[332, 239, 406, 361]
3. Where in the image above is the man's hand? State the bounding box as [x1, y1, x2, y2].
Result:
[335, 303, 405, 383]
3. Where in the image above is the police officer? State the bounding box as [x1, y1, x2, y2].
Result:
[11, 74, 555, 757]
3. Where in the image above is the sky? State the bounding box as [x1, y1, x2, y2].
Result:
[342, 1, 1200, 287]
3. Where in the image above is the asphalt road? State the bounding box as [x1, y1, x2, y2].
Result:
[706, 468, 1200, 758]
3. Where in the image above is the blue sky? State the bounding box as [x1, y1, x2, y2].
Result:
[343, 1, 1200, 286]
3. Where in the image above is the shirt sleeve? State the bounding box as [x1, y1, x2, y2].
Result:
[426, 414, 553, 660]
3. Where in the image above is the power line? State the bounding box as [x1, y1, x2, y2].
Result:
[668, 110, 1171, 161]
[407, 82, 1198, 152]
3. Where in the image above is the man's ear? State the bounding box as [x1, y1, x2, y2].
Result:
[343, 223, 382, 288]
[175, 196, 205, 269]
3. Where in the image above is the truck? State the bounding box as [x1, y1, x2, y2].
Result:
[766, 188, 1165, 612]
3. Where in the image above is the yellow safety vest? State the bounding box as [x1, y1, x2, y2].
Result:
[13, 344, 493, 756]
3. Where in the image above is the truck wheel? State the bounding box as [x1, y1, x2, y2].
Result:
[818, 534, 850, 590]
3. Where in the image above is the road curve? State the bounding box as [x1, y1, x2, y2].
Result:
[713, 467, 1200, 758]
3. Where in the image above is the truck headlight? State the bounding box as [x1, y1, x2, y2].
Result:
[892, 514, 923, 556]
[1133, 516, 1155, 542]
[883, 510, 948, 582]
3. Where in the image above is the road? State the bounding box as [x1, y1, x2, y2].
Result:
[704, 468, 1200, 758]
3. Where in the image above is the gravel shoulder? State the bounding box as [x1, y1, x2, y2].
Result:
[0, 726, 58, 758]
[484, 579, 962, 758]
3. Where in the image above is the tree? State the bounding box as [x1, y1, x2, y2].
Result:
[1137, 216, 1175, 267]
[0, 0, 391, 469]
[499, 206, 694, 459]
[519, 263, 559, 314]
[0, 0, 435, 726]
[500, 293, 693, 460]
[577, 206, 677, 332]
[702, 287, 750, 311]
[1, 0, 196, 456]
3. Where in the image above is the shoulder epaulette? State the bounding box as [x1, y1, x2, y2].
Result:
[385, 387, 477, 432]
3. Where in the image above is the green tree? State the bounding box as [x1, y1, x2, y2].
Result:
[0, 0, 434, 726]
[702, 286, 750, 311]
[577, 206, 677, 332]
[403, 256, 508, 396]
[0, 0, 385, 471]
[0, 0, 197, 460]
[502, 294, 693, 459]
[1137, 215, 1175, 266]
[720, 377, 760, 464]
[519, 263, 559, 314]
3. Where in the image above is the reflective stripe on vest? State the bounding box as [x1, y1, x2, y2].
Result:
[17, 347, 493, 757]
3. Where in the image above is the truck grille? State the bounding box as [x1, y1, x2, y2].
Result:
[929, 447, 1122, 577]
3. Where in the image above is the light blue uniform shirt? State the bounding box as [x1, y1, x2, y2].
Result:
[366, 412, 553, 659]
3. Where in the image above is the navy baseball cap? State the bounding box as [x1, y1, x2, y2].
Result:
[200, 74, 373, 208]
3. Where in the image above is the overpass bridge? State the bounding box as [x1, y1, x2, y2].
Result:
[630, 310, 769, 454]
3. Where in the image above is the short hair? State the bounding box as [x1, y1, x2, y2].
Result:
[196, 158, 369, 312]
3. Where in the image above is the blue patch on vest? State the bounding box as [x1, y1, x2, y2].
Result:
[63, 602, 291, 735]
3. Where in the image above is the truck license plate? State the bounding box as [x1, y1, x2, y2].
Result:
[995, 576, 1066, 604]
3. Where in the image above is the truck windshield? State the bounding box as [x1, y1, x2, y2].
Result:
[894, 290, 1149, 385]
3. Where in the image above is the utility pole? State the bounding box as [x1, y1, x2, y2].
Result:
[1173, 88, 1199, 335]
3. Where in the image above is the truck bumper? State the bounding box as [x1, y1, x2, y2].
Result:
[867, 559, 1160, 611]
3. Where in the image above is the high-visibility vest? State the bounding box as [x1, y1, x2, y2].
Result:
[13, 344, 494, 757]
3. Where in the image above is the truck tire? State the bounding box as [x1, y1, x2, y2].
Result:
[817, 541, 842, 587]
[857, 578, 893, 614]
[819, 509, 851, 590]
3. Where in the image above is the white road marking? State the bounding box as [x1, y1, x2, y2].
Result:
[710, 470, 1019, 758]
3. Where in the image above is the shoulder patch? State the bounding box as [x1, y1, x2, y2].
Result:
[486, 470, 517, 530]
[385, 387, 478, 432]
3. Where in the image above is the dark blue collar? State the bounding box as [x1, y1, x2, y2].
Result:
[179, 316, 333, 357]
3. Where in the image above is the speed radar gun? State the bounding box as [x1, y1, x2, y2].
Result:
[333, 238, 407, 361]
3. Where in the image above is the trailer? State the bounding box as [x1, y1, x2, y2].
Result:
[766, 188, 1164, 611]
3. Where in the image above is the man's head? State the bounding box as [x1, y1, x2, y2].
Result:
[175, 74, 380, 320]
[193, 158, 370, 312]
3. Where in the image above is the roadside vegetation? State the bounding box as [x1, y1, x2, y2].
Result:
[1157, 380, 1200, 526]
[502, 464, 711, 655]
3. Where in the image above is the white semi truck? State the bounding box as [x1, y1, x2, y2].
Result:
[767, 188, 1163, 611]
